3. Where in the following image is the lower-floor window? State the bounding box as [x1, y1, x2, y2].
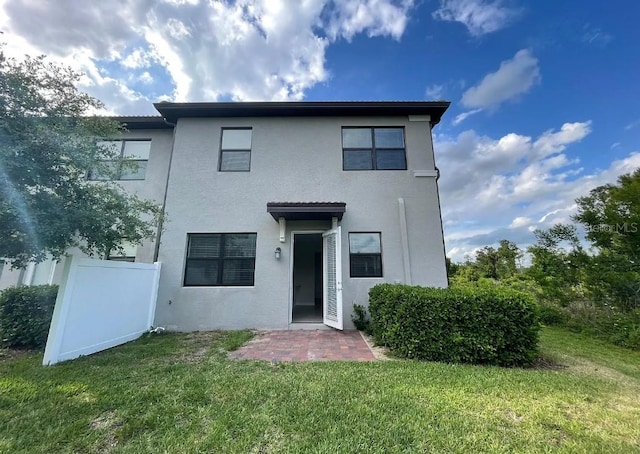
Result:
[184, 233, 257, 286]
[349, 232, 383, 277]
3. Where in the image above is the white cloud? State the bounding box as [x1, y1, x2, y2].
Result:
[76, 52, 158, 115]
[461, 49, 540, 110]
[0, 0, 415, 110]
[509, 216, 532, 228]
[324, 0, 414, 41]
[452, 108, 482, 125]
[121, 48, 155, 69]
[165, 18, 191, 40]
[1, 0, 138, 60]
[162, 0, 199, 5]
[625, 119, 640, 130]
[138, 71, 154, 85]
[435, 121, 640, 261]
[581, 24, 613, 47]
[610, 142, 621, 150]
[425, 83, 445, 99]
[531, 121, 592, 159]
[432, 0, 519, 36]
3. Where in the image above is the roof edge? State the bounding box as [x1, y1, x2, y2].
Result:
[109, 116, 174, 130]
[153, 101, 451, 126]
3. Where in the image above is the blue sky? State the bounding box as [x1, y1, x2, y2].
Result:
[1, 0, 639, 261]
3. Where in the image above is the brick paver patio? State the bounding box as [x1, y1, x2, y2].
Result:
[229, 330, 376, 362]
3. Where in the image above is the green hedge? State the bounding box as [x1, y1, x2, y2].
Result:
[0, 285, 58, 349]
[369, 284, 539, 367]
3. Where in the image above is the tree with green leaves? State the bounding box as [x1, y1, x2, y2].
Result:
[573, 170, 640, 310]
[527, 224, 589, 306]
[0, 48, 162, 268]
[474, 240, 523, 280]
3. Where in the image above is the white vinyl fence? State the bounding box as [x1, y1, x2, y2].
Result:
[43, 256, 161, 365]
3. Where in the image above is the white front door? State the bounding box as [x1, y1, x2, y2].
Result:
[322, 226, 343, 330]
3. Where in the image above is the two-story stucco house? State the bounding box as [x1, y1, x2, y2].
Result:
[0, 101, 450, 331]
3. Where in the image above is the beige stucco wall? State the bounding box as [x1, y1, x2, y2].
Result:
[154, 115, 448, 331]
[1, 115, 448, 332]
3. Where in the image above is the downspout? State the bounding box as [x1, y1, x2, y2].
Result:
[153, 118, 177, 262]
[430, 123, 449, 287]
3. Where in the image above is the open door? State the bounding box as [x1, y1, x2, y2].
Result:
[322, 226, 343, 330]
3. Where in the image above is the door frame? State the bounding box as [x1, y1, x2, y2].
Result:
[288, 230, 325, 326]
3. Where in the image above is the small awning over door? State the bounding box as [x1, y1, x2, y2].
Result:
[267, 202, 346, 221]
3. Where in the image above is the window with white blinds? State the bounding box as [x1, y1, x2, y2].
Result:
[184, 233, 257, 286]
[349, 232, 383, 278]
[219, 128, 252, 171]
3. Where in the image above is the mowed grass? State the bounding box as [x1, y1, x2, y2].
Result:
[1, 328, 639, 453]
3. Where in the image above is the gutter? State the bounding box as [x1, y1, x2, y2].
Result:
[153, 117, 177, 262]
[431, 125, 449, 288]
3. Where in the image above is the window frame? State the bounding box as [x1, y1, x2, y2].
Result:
[184, 233, 257, 287]
[106, 240, 138, 262]
[342, 127, 407, 171]
[348, 232, 383, 278]
[88, 139, 151, 181]
[219, 127, 253, 172]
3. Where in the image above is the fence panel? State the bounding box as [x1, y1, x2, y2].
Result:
[43, 256, 161, 365]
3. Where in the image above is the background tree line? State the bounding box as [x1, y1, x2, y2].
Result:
[448, 169, 640, 349]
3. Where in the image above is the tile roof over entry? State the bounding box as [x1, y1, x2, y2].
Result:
[267, 202, 346, 221]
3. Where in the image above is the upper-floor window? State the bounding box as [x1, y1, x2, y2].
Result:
[220, 128, 252, 172]
[342, 127, 406, 170]
[88, 140, 151, 181]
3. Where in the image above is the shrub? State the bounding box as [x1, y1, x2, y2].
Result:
[538, 304, 567, 326]
[562, 301, 640, 350]
[0, 285, 58, 349]
[351, 304, 371, 333]
[368, 284, 539, 367]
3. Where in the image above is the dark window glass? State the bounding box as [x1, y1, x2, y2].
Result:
[107, 241, 138, 262]
[88, 160, 119, 181]
[350, 255, 383, 277]
[224, 234, 257, 257]
[220, 129, 252, 172]
[120, 161, 148, 180]
[342, 127, 406, 171]
[342, 128, 372, 148]
[184, 260, 220, 286]
[343, 150, 373, 170]
[188, 234, 221, 257]
[374, 128, 405, 148]
[184, 233, 256, 286]
[220, 151, 251, 171]
[222, 260, 255, 286]
[349, 233, 383, 278]
[106, 256, 136, 263]
[88, 140, 151, 181]
[376, 149, 406, 170]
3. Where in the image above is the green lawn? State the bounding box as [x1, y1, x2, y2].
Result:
[1, 328, 639, 453]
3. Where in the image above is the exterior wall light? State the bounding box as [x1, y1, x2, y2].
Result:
[274, 247, 282, 259]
